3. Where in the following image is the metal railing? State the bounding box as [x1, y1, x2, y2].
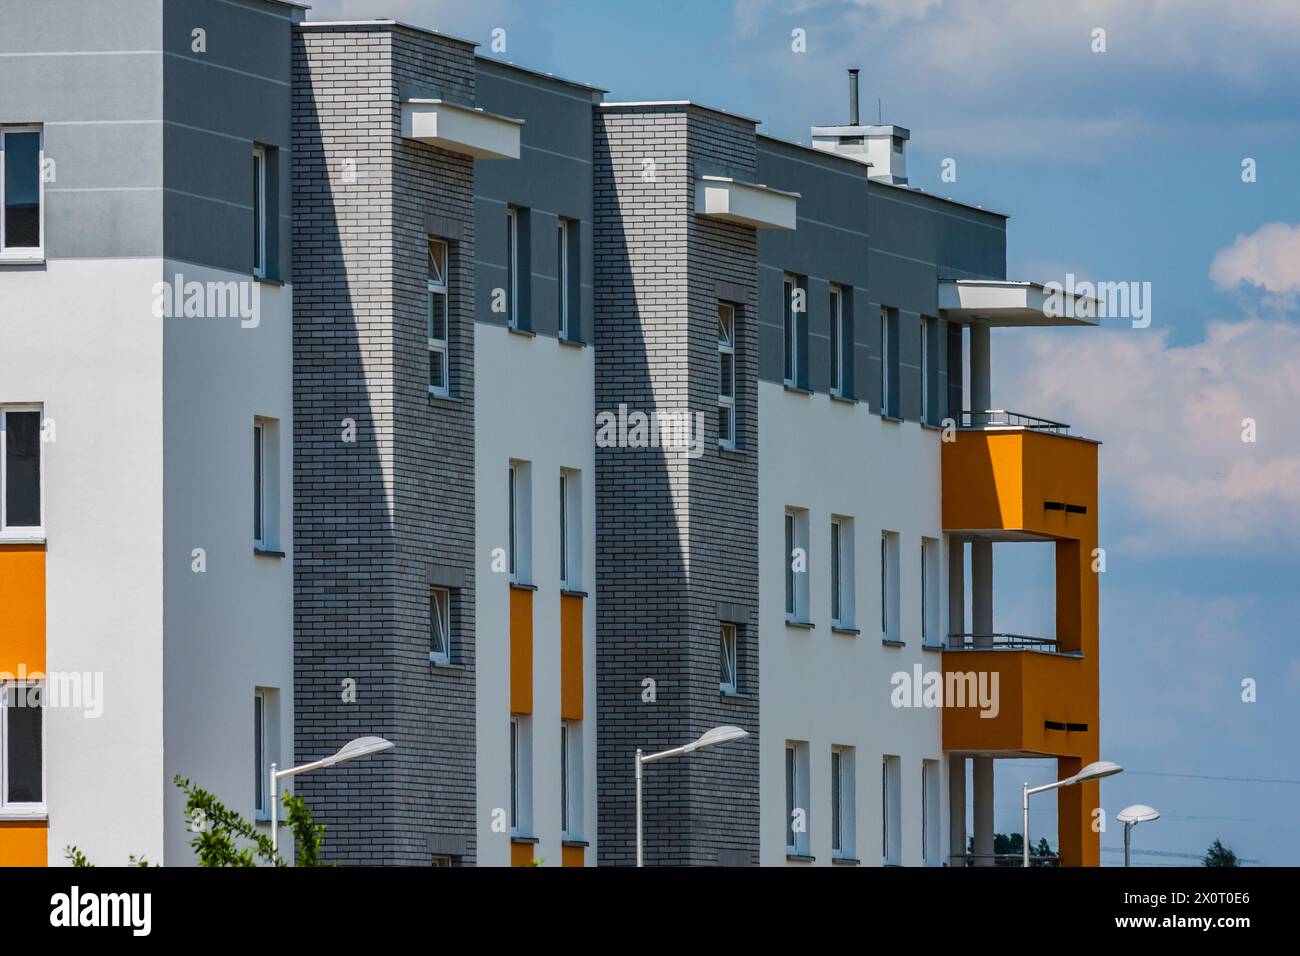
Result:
[958, 409, 1070, 434]
[945, 632, 1066, 653]
[950, 852, 1060, 868]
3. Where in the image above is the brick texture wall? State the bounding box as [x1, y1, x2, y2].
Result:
[594, 105, 760, 866]
[292, 22, 478, 865]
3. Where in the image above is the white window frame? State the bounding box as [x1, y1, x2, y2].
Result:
[430, 586, 451, 665]
[252, 144, 267, 279]
[427, 238, 450, 397]
[831, 516, 855, 629]
[557, 218, 571, 340]
[881, 531, 899, 642]
[831, 745, 856, 860]
[0, 682, 45, 817]
[718, 303, 736, 449]
[0, 126, 45, 262]
[561, 719, 582, 840]
[880, 307, 891, 416]
[253, 689, 267, 818]
[921, 537, 940, 647]
[785, 740, 810, 856]
[0, 406, 45, 540]
[920, 316, 930, 423]
[559, 468, 582, 590]
[510, 714, 532, 837]
[829, 284, 844, 397]
[508, 460, 532, 585]
[783, 273, 800, 387]
[784, 507, 809, 624]
[253, 421, 266, 548]
[882, 755, 901, 865]
[719, 623, 738, 694]
[506, 206, 520, 330]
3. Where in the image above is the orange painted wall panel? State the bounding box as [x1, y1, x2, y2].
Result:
[561, 843, 585, 868]
[0, 821, 47, 867]
[0, 545, 45, 675]
[510, 586, 533, 715]
[560, 593, 583, 721]
[511, 841, 536, 867]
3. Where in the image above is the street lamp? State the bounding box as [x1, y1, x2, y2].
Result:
[1117, 804, 1160, 867]
[635, 725, 748, 867]
[269, 735, 395, 857]
[1022, 759, 1122, 867]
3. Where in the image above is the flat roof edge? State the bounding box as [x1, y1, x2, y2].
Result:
[297, 18, 478, 49]
[476, 56, 607, 94]
[599, 100, 761, 126]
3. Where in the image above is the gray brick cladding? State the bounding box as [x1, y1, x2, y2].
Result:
[594, 105, 761, 866]
[292, 22, 477, 865]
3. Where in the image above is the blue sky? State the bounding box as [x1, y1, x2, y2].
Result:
[312, 0, 1300, 865]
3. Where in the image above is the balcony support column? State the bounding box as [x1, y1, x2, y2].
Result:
[948, 537, 965, 648]
[948, 754, 967, 866]
[970, 321, 992, 412]
[973, 756, 995, 866]
[971, 538, 993, 649]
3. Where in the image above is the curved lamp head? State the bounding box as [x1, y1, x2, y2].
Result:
[683, 725, 748, 754]
[1071, 760, 1123, 784]
[1117, 804, 1160, 826]
[323, 735, 395, 768]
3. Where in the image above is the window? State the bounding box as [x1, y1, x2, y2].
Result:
[829, 284, 844, 396]
[718, 303, 736, 448]
[1, 407, 43, 537]
[557, 218, 573, 340]
[922, 759, 941, 866]
[921, 537, 940, 647]
[783, 274, 801, 387]
[431, 854, 453, 867]
[1, 126, 43, 259]
[785, 741, 810, 856]
[920, 316, 931, 423]
[880, 531, 900, 642]
[831, 746, 856, 859]
[719, 623, 738, 694]
[510, 715, 532, 837]
[1, 683, 43, 813]
[831, 516, 855, 628]
[252, 145, 267, 278]
[561, 720, 582, 840]
[506, 207, 521, 329]
[430, 587, 451, 665]
[253, 418, 280, 551]
[559, 469, 582, 590]
[784, 508, 809, 623]
[254, 690, 267, 817]
[427, 238, 449, 397]
[882, 755, 901, 864]
[508, 461, 532, 585]
[880, 307, 891, 416]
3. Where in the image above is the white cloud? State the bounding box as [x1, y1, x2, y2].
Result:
[994, 318, 1300, 555]
[1210, 223, 1300, 295]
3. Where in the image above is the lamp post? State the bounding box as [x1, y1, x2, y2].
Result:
[1117, 804, 1160, 867]
[1022, 760, 1122, 867]
[270, 735, 395, 857]
[635, 725, 748, 867]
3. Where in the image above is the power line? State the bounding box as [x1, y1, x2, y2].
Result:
[1126, 770, 1300, 786]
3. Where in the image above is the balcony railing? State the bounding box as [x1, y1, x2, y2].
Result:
[957, 409, 1070, 434]
[949, 853, 1060, 868]
[945, 633, 1076, 655]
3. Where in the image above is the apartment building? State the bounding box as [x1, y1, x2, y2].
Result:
[0, 0, 298, 865]
[0, 0, 1102, 868]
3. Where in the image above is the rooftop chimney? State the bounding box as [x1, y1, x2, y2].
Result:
[810, 68, 910, 185]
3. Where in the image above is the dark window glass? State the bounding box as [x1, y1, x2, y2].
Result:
[4, 132, 40, 248]
[4, 411, 41, 527]
[6, 686, 42, 803]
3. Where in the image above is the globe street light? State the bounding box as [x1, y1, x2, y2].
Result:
[1117, 804, 1160, 867]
